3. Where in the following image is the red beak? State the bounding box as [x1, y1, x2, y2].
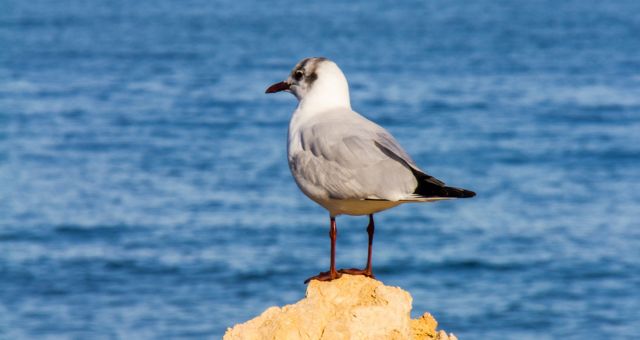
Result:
[265, 81, 290, 93]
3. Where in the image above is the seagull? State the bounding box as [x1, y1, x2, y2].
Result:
[266, 57, 475, 283]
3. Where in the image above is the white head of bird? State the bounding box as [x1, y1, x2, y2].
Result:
[266, 57, 351, 113]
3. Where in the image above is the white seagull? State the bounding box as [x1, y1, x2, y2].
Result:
[266, 57, 475, 283]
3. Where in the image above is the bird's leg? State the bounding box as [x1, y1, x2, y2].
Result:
[365, 214, 375, 274]
[339, 214, 375, 279]
[304, 217, 342, 284]
[329, 217, 338, 277]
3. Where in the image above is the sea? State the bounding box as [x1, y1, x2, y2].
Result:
[1, 0, 639, 338]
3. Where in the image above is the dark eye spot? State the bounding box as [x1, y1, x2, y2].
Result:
[293, 70, 304, 81]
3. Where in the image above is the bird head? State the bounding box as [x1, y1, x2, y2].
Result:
[266, 57, 351, 110]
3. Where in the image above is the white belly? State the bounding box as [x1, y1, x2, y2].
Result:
[317, 198, 404, 217]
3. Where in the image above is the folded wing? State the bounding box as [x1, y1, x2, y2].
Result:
[290, 109, 473, 202]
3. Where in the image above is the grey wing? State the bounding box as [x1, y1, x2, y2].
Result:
[373, 128, 446, 187]
[291, 113, 422, 201]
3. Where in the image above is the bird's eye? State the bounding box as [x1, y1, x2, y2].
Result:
[294, 70, 304, 81]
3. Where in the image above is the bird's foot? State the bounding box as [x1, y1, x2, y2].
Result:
[304, 270, 342, 284]
[338, 267, 375, 279]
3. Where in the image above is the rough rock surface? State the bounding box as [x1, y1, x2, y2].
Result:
[224, 274, 457, 340]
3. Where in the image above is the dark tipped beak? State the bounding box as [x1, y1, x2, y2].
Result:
[265, 81, 290, 94]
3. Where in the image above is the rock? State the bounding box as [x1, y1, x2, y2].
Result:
[224, 274, 457, 340]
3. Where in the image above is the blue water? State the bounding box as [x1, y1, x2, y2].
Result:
[1, 0, 639, 338]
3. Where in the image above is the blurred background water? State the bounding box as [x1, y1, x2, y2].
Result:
[1, 0, 639, 338]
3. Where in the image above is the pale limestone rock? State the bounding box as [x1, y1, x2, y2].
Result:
[224, 274, 456, 340]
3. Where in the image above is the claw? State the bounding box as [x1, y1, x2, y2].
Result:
[304, 270, 342, 284]
[338, 268, 375, 279]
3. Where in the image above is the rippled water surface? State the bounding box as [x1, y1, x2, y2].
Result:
[1, 0, 640, 338]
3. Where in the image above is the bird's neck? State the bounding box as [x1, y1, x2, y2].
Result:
[297, 80, 351, 113]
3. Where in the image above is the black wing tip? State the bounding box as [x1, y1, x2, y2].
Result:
[456, 188, 476, 198]
[409, 167, 476, 199]
[414, 181, 476, 199]
[439, 186, 476, 198]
